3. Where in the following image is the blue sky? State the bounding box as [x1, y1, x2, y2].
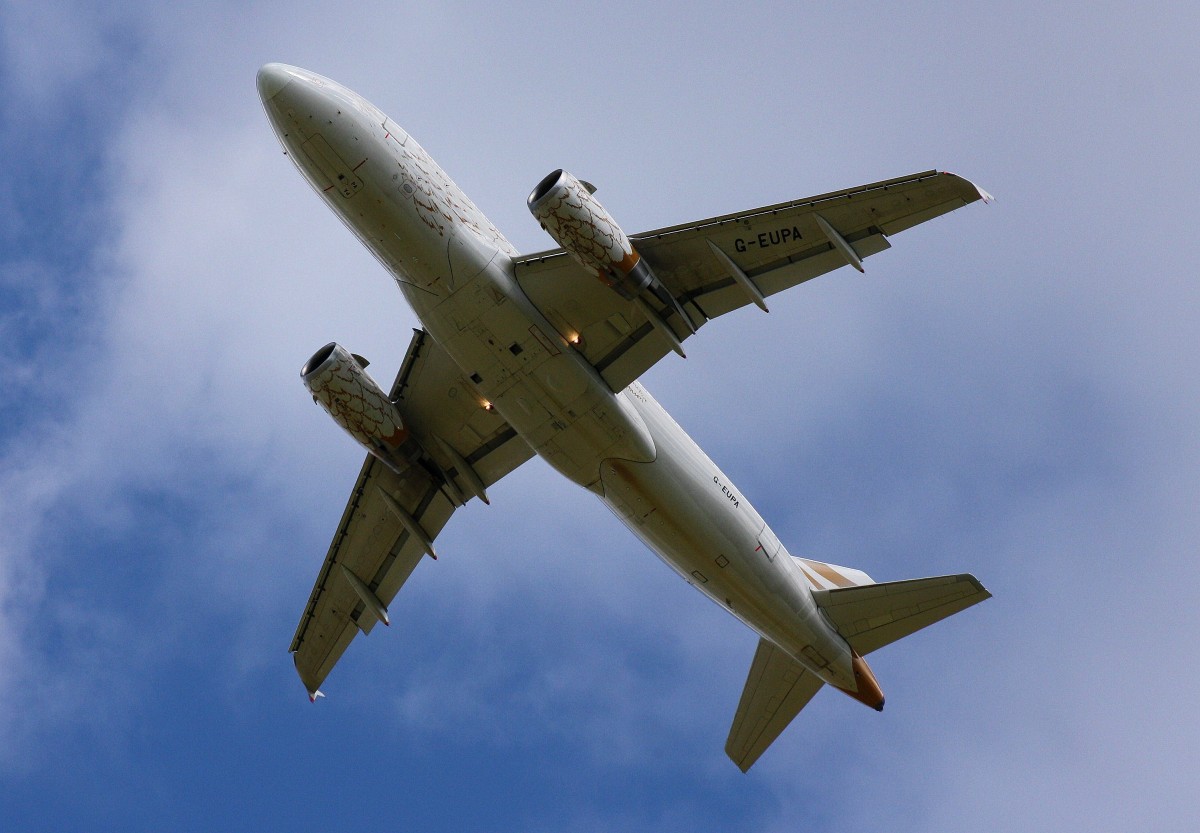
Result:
[2, 1, 1198, 830]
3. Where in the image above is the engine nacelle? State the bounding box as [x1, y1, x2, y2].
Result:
[527, 169, 658, 300]
[301, 342, 417, 474]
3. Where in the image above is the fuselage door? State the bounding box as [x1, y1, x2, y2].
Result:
[299, 133, 363, 199]
[757, 524, 782, 562]
[383, 117, 408, 146]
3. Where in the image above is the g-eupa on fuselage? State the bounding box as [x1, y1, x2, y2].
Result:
[257, 63, 992, 771]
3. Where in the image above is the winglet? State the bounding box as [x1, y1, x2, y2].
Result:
[308, 689, 325, 703]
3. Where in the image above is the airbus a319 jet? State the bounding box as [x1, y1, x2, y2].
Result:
[258, 63, 992, 771]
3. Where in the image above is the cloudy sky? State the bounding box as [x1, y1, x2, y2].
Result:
[2, 1, 1198, 830]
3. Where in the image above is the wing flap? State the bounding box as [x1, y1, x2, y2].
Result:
[726, 637, 825, 772]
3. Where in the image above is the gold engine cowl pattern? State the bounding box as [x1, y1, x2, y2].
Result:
[301, 342, 413, 473]
[527, 169, 655, 298]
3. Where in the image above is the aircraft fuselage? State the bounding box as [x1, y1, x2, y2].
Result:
[258, 64, 859, 693]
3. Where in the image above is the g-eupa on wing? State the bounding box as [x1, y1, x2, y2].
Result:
[289, 331, 532, 699]
[516, 169, 992, 393]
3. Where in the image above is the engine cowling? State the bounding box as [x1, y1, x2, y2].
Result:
[301, 342, 416, 474]
[527, 169, 658, 300]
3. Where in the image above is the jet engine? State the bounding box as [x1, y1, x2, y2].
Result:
[527, 170, 695, 354]
[301, 342, 418, 475]
[527, 169, 686, 306]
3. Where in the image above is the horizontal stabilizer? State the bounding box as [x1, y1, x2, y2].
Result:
[813, 573, 990, 656]
[726, 637, 825, 772]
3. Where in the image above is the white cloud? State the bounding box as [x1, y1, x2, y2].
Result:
[0, 1, 138, 114]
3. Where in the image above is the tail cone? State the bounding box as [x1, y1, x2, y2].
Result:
[834, 651, 886, 711]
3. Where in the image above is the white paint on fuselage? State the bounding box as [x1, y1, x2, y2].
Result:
[611, 384, 851, 678]
[258, 64, 856, 691]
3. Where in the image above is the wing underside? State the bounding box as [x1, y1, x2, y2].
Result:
[515, 170, 989, 392]
[290, 329, 532, 697]
[289, 457, 452, 697]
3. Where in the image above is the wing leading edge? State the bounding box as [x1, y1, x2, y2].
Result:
[290, 329, 533, 698]
[515, 170, 989, 393]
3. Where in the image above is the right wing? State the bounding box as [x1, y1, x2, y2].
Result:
[516, 170, 989, 393]
[726, 637, 825, 772]
[290, 329, 533, 698]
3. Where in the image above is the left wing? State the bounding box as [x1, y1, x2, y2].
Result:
[290, 329, 533, 698]
[515, 170, 989, 392]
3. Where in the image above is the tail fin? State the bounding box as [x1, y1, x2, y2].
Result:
[794, 556, 876, 590]
[725, 570, 989, 771]
[812, 573, 990, 655]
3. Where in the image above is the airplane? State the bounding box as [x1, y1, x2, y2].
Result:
[257, 63, 992, 771]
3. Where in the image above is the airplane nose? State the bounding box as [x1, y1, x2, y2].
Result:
[256, 63, 294, 102]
